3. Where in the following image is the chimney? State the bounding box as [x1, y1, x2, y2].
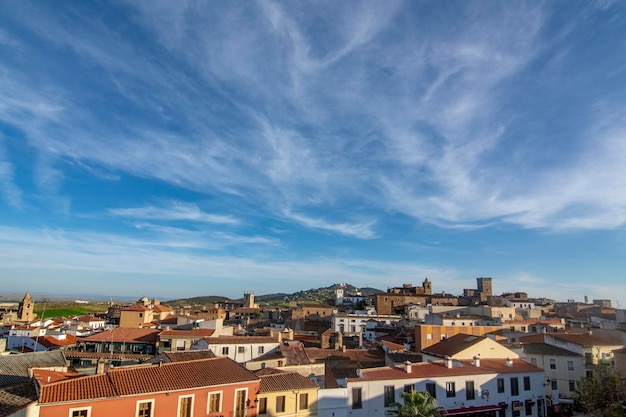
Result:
[356, 368, 363, 378]
[96, 359, 106, 374]
[473, 355, 480, 367]
[445, 355, 453, 369]
[404, 361, 412, 373]
[506, 357, 513, 367]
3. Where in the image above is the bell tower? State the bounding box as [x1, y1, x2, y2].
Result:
[18, 292, 35, 322]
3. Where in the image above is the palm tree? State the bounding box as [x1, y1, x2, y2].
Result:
[390, 390, 442, 417]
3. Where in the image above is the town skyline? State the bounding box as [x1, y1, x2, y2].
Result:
[1, 2, 626, 302]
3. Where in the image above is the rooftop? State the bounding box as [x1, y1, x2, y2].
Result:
[37, 357, 259, 404]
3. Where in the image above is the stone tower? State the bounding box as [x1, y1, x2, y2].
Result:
[18, 292, 35, 322]
[476, 277, 493, 297]
[422, 278, 432, 295]
[243, 292, 256, 308]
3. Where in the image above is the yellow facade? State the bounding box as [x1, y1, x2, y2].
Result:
[257, 387, 318, 417]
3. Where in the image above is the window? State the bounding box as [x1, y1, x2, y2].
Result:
[497, 378, 505, 393]
[238, 346, 245, 354]
[446, 382, 456, 397]
[551, 379, 558, 390]
[137, 401, 154, 417]
[222, 346, 229, 355]
[258, 398, 267, 415]
[569, 380, 576, 392]
[352, 388, 363, 409]
[511, 377, 519, 396]
[524, 376, 531, 391]
[427, 333, 432, 340]
[530, 357, 537, 366]
[404, 384, 414, 393]
[384, 386, 395, 407]
[426, 382, 437, 399]
[525, 402, 533, 416]
[567, 360, 574, 371]
[178, 396, 193, 417]
[549, 358, 556, 370]
[466, 381, 475, 400]
[276, 395, 286, 413]
[258, 346, 264, 354]
[299, 393, 309, 410]
[208, 392, 221, 413]
[70, 408, 90, 417]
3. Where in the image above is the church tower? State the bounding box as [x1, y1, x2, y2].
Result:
[243, 292, 256, 308]
[422, 278, 432, 295]
[18, 292, 35, 322]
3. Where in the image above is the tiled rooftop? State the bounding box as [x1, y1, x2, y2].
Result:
[522, 343, 579, 356]
[150, 350, 216, 364]
[202, 336, 278, 344]
[81, 328, 161, 343]
[259, 372, 318, 393]
[421, 333, 486, 357]
[347, 358, 542, 382]
[38, 357, 259, 404]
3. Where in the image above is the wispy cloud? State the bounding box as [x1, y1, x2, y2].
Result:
[284, 210, 377, 239]
[0, 138, 23, 208]
[108, 201, 239, 225]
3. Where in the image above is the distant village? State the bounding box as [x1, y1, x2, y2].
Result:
[1, 277, 625, 417]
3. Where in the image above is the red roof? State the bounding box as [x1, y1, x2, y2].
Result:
[38, 358, 259, 403]
[347, 358, 542, 382]
[259, 372, 318, 392]
[81, 328, 161, 343]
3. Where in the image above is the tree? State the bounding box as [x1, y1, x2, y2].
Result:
[390, 390, 442, 417]
[574, 365, 626, 417]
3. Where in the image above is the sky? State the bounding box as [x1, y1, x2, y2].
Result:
[1, 1, 626, 303]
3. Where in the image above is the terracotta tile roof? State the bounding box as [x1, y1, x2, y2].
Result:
[152, 304, 172, 312]
[33, 334, 78, 348]
[32, 369, 82, 385]
[38, 358, 259, 404]
[202, 336, 278, 344]
[279, 342, 310, 365]
[381, 339, 406, 352]
[81, 328, 161, 343]
[506, 319, 563, 325]
[259, 372, 318, 393]
[159, 329, 215, 338]
[522, 343, 579, 356]
[304, 347, 385, 366]
[77, 316, 105, 323]
[422, 333, 486, 356]
[254, 368, 288, 376]
[347, 358, 542, 382]
[0, 351, 67, 388]
[550, 332, 625, 347]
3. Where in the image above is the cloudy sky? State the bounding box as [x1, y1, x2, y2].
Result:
[1, 1, 625, 303]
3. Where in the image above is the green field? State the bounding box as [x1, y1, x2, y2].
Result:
[34, 303, 109, 319]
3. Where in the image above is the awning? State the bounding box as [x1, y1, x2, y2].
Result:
[444, 405, 502, 415]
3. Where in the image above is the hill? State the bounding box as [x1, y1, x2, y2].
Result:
[165, 284, 383, 307]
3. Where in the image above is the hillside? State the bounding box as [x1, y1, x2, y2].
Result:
[166, 284, 383, 307]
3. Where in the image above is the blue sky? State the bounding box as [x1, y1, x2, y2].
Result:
[1, 1, 625, 303]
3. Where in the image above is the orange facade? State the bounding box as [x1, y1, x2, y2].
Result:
[415, 324, 501, 351]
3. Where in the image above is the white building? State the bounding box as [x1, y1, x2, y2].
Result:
[332, 312, 403, 333]
[193, 335, 280, 363]
[345, 357, 545, 417]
